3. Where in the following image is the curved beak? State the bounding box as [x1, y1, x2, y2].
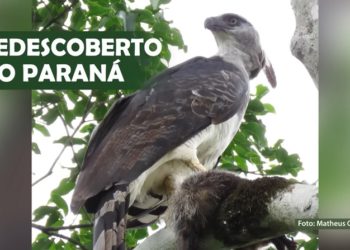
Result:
[204, 17, 226, 32]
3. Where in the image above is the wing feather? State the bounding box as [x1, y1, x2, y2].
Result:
[71, 56, 249, 213]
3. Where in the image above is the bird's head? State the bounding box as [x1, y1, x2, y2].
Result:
[205, 13, 276, 87]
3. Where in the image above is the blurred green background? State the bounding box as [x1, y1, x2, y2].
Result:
[0, 0, 31, 249]
[0, 0, 31, 30]
[320, 0, 350, 248]
[0, 91, 31, 249]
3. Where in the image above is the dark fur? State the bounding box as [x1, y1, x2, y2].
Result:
[170, 171, 244, 250]
[170, 171, 295, 250]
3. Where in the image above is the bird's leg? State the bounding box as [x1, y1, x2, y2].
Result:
[187, 157, 207, 172]
[164, 175, 176, 196]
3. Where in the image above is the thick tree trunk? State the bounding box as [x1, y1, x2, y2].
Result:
[290, 0, 319, 87]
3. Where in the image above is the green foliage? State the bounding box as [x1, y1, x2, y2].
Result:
[297, 236, 319, 250]
[125, 228, 149, 248]
[33, 206, 59, 222]
[32, 0, 185, 80]
[32, 234, 55, 250]
[221, 85, 303, 177]
[32, 0, 186, 249]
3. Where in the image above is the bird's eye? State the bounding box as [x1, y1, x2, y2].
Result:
[228, 18, 237, 26]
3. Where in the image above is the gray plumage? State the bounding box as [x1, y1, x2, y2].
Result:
[71, 56, 248, 213]
[70, 13, 276, 250]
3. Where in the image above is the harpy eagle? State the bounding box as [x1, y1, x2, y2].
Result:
[71, 13, 276, 250]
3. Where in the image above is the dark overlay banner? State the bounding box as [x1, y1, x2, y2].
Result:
[0, 32, 162, 89]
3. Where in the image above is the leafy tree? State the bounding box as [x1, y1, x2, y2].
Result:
[31, 0, 317, 249]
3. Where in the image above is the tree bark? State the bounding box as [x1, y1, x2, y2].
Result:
[290, 0, 319, 87]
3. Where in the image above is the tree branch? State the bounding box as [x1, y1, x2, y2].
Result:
[32, 95, 93, 186]
[32, 223, 89, 250]
[58, 113, 79, 164]
[42, 0, 79, 30]
[32, 223, 92, 232]
[134, 181, 318, 250]
[32, 145, 67, 186]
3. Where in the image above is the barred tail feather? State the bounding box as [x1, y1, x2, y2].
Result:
[93, 185, 130, 250]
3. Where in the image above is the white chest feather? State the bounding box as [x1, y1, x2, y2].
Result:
[197, 112, 244, 166]
[129, 104, 248, 207]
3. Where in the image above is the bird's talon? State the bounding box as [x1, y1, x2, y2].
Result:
[189, 160, 207, 172]
[164, 175, 176, 195]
